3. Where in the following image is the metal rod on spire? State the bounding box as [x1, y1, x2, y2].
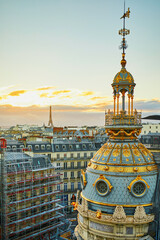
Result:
[119, 1, 130, 67]
[123, 0, 125, 54]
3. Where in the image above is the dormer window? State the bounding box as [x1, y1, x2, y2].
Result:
[62, 145, 66, 151]
[35, 145, 39, 150]
[41, 145, 45, 150]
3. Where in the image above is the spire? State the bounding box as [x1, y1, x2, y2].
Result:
[48, 105, 54, 128]
[119, 0, 130, 68]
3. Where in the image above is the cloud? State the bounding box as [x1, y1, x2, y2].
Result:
[1, 98, 160, 127]
[78, 91, 94, 96]
[52, 90, 71, 95]
[9, 90, 27, 96]
[90, 96, 107, 101]
[40, 93, 49, 98]
[0, 105, 105, 127]
[135, 99, 160, 111]
[36, 86, 56, 91]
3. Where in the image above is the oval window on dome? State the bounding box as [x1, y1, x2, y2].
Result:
[96, 180, 109, 196]
[132, 181, 146, 197]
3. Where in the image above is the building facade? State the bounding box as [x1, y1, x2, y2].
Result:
[0, 140, 70, 240]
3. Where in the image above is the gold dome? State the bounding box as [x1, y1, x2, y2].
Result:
[113, 67, 134, 84]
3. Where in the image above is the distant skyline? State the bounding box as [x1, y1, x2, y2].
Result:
[0, 0, 160, 126]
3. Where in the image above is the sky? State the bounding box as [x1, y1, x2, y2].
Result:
[0, 0, 160, 126]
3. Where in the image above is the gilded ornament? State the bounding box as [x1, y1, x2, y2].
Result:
[123, 145, 131, 157]
[93, 165, 98, 169]
[88, 162, 91, 167]
[93, 174, 113, 192]
[81, 170, 87, 187]
[132, 147, 141, 157]
[104, 166, 109, 171]
[127, 175, 150, 192]
[133, 167, 138, 172]
[103, 145, 112, 156]
[89, 164, 157, 173]
[81, 193, 152, 207]
[146, 166, 152, 171]
[118, 167, 124, 172]
[96, 210, 102, 219]
[112, 145, 120, 157]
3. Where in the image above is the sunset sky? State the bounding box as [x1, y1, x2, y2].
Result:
[1, 0, 160, 126]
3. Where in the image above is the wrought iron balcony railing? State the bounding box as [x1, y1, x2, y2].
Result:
[105, 110, 142, 126]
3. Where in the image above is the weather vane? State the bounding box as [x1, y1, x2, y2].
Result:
[119, 1, 130, 67]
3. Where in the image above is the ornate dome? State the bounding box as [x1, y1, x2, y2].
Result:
[113, 67, 134, 84]
[91, 141, 155, 167]
[81, 140, 158, 209]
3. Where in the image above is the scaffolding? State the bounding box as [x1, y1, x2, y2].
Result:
[0, 140, 70, 240]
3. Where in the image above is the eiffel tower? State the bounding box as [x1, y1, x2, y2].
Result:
[48, 105, 54, 128]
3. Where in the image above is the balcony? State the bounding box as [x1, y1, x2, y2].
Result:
[105, 110, 142, 126]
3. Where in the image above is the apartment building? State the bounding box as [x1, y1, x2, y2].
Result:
[0, 146, 70, 240]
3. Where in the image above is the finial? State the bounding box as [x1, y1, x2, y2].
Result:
[119, 1, 130, 68]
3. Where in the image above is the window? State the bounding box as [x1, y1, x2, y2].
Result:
[20, 145, 24, 149]
[57, 184, 61, 191]
[28, 145, 32, 150]
[84, 161, 88, 167]
[35, 145, 39, 150]
[76, 144, 80, 149]
[12, 146, 17, 151]
[69, 145, 73, 150]
[71, 182, 74, 191]
[90, 152, 93, 158]
[7, 146, 11, 150]
[64, 183, 67, 192]
[57, 172, 60, 179]
[56, 163, 60, 170]
[126, 227, 133, 235]
[64, 172, 67, 178]
[48, 186, 52, 193]
[77, 162, 81, 168]
[55, 145, 59, 150]
[64, 153, 67, 159]
[33, 189, 37, 197]
[64, 162, 67, 169]
[71, 172, 74, 178]
[96, 181, 108, 195]
[78, 182, 81, 190]
[71, 162, 74, 169]
[132, 182, 146, 196]
[71, 153, 74, 158]
[77, 171, 81, 178]
[84, 153, 87, 158]
[46, 145, 51, 150]
[77, 153, 80, 158]
[41, 145, 45, 150]
[62, 145, 66, 151]
[40, 188, 45, 194]
[57, 154, 60, 159]
[82, 144, 86, 149]
[117, 225, 123, 234]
